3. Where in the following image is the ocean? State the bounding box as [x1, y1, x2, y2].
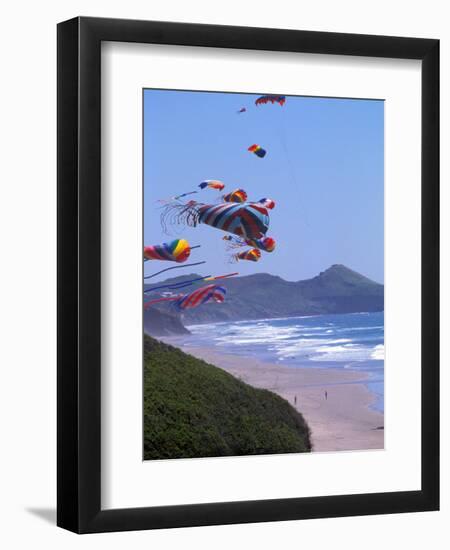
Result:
[179, 311, 384, 413]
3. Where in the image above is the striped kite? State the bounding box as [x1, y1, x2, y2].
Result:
[258, 198, 276, 210]
[175, 284, 226, 310]
[143, 239, 192, 263]
[233, 248, 261, 263]
[161, 200, 270, 240]
[248, 144, 267, 158]
[223, 189, 248, 203]
[255, 95, 286, 106]
[199, 180, 225, 191]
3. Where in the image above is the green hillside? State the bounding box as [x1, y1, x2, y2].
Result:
[144, 335, 311, 459]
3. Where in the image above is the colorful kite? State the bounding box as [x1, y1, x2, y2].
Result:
[143, 239, 192, 263]
[144, 284, 226, 310]
[223, 189, 248, 203]
[255, 95, 286, 106]
[245, 236, 276, 252]
[248, 144, 267, 158]
[199, 180, 225, 191]
[258, 198, 276, 210]
[161, 200, 270, 240]
[223, 235, 276, 253]
[175, 284, 226, 310]
[233, 248, 261, 263]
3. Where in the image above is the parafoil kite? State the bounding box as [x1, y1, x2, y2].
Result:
[143, 239, 192, 263]
[223, 189, 248, 203]
[175, 284, 226, 310]
[255, 95, 286, 106]
[199, 180, 225, 191]
[233, 248, 261, 263]
[248, 144, 267, 158]
[161, 200, 270, 240]
[258, 198, 276, 210]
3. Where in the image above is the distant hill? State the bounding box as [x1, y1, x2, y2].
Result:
[144, 264, 383, 329]
[143, 335, 311, 459]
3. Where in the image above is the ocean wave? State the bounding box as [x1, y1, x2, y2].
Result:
[187, 312, 384, 365]
[371, 344, 385, 360]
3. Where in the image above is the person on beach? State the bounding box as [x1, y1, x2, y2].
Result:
[325, 390, 328, 400]
[294, 395, 297, 405]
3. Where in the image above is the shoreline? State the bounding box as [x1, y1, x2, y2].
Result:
[161, 337, 384, 452]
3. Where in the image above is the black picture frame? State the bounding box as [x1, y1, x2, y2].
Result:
[57, 16, 439, 533]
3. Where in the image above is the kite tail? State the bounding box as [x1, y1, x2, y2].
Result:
[160, 202, 201, 235]
[143, 295, 182, 309]
[224, 240, 245, 251]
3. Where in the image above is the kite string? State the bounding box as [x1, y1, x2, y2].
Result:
[278, 108, 309, 228]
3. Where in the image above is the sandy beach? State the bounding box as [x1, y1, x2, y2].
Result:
[162, 338, 384, 453]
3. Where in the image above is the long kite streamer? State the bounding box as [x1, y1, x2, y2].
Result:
[144, 272, 238, 295]
[144, 260, 206, 280]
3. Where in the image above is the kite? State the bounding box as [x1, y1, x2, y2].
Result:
[199, 180, 225, 191]
[255, 95, 286, 106]
[143, 239, 193, 263]
[248, 144, 267, 158]
[244, 236, 276, 252]
[258, 198, 276, 210]
[144, 284, 227, 310]
[160, 200, 270, 240]
[223, 235, 276, 253]
[232, 248, 261, 263]
[237, 107, 246, 114]
[223, 189, 248, 203]
[175, 284, 226, 310]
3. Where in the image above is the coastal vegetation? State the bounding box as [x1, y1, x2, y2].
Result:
[143, 335, 311, 460]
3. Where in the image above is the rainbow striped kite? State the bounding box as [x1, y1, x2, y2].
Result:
[223, 189, 248, 203]
[248, 144, 266, 158]
[143, 239, 191, 263]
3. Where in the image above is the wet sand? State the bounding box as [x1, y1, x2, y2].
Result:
[162, 339, 384, 452]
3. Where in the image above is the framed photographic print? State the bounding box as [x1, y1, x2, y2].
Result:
[57, 17, 439, 533]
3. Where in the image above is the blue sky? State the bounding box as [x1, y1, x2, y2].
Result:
[144, 89, 384, 283]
